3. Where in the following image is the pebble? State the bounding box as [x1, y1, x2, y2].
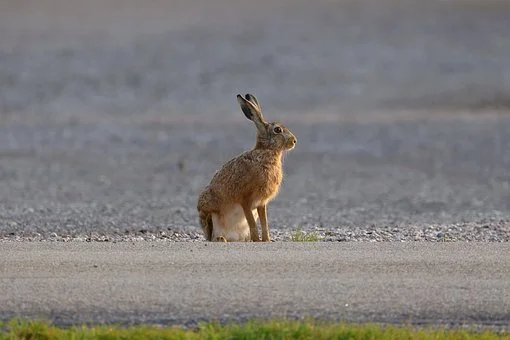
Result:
[1, 220, 509, 242]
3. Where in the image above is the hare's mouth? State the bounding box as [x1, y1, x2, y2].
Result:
[285, 140, 297, 150]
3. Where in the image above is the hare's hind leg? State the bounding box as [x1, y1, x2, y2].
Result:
[211, 207, 252, 242]
[199, 211, 213, 241]
[215, 236, 227, 242]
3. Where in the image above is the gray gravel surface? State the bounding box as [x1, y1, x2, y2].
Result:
[0, 242, 509, 329]
[1, 0, 510, 242]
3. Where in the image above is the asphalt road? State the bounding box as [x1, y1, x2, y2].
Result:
[0, 242, 509, 329]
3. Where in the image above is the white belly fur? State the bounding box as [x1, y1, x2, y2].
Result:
[211, 204, 259, 242]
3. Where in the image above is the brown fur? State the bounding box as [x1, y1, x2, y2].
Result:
[197, 94, 297, 242]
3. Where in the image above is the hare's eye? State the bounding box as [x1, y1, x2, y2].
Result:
[273, 126, 282, 134]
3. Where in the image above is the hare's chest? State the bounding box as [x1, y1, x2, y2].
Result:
[250, 167, 282, 203]
[264, 164, 283, 187]
[258, 160, 282, 185]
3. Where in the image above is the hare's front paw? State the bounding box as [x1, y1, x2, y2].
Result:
[215, 236, 228, 243]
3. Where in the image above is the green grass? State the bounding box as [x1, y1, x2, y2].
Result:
[1, 319, 508, 340]
[290, 226, 321, 242]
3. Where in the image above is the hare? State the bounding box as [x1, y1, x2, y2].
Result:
[197, 94, 297, 242]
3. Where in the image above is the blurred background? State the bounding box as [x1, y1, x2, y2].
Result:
[1, 0, 509, 240]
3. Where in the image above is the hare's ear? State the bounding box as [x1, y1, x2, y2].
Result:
[236, 94, 266, 128]
[245, 93, 261, 111]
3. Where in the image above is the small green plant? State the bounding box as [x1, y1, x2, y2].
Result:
[1, 318, 508, 340]
[290, 226, 321, 242]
